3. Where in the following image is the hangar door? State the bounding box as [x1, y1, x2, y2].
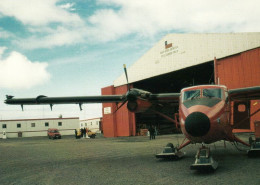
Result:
[134, 61, 214, 135]
[233, 101, 250, 129]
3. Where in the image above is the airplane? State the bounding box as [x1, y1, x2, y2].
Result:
[4, 64, 260, 171]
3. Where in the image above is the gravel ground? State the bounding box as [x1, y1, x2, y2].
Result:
[0, 134, 259, 185]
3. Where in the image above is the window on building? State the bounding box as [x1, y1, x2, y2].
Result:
[85, 123, 87, 126]
[238, 104, 246, 112]
[91, 122, 92, 125]
[96, 121, 98, 125]
[2, 124, 7, 129]
[17, 123, 21, 128]
[58, 122, 62, 126]
[45, 122, 49, 127]
[31, 123, 35, 127]
[81, 123, 83, 127]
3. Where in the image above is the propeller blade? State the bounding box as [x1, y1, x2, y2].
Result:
[123, 64, 130, 90]
[113, 100, 128, 114]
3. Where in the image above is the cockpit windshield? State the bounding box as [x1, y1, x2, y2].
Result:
[182, 89, 200, 101]
[203, 88, 222, 99]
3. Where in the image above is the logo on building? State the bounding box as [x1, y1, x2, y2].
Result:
[160, 41, 179, 58]
[165, 41, 172, 49]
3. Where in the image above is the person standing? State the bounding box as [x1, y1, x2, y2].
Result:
[83, 127, 86, 138]
[80, 128, 84, 138]
[74, 129, 77, 139]
[149, 125, 155, 140]
[152, 126, 156, 140]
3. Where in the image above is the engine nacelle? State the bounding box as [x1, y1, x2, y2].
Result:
[127, 99, 152, 113]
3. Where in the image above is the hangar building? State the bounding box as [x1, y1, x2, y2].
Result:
[101, 33, 260, 137]
[0, 117, 79, 138]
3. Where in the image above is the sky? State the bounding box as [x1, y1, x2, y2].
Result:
[0, 0, 259, 120]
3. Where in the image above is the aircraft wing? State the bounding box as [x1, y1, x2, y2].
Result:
[228, 86, 260, 101]
[149, 93, 180, 104]
[4, 90, 180, 112]
[5, 95, 124, 105]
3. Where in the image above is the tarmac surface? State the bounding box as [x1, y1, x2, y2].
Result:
[0, 134, 259, 185]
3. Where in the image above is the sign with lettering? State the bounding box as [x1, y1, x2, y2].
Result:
[104, 107, 111, 114]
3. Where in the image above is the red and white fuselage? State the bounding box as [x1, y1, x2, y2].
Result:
[179, 85, 234, 144]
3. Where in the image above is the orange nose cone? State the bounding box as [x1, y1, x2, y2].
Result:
[185, 112, 210, 137]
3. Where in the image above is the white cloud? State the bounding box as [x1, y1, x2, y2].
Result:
[0, 47, 50, 89]
[15, 26, 87, 49]
[59, 3, 76, 11]
[1, 0, 260, 49]
[0, 0, 82, 26]
[0, 47, 7, 56]
[87, 0, 260, 41]
[0, 0, 85, 49]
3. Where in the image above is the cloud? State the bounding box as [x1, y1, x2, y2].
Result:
[87, 0, 260, 41]
[1, 0, 260, 49]
[0, 0, 82, 26]
[0, 0, 85, 49]
[59, 3, 76, 11]
[15, 26, 87, 49]
[0, 47, 50, 89]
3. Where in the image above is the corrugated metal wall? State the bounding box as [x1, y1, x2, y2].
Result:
[102, 85, 135, 137]
[101, 86, 117, 137]
[217, 48, 260, 89]
[217, 47, 260, 132]
[114, 85, 135, 137]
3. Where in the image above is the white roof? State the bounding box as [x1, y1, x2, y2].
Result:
[114, 33, 260, 87]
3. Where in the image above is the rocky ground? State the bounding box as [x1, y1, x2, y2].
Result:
[0, 134, 259, 185]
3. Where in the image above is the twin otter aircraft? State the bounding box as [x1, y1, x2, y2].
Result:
[5, 65, 260, 171]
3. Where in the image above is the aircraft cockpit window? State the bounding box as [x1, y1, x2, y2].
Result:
[203, 88, 223, 99]
[182, 90, 201, 101]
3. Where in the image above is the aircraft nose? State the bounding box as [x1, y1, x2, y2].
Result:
[185, 112, 210, 137]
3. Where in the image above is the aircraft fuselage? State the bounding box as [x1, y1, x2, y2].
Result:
[179, 85, 233, 144]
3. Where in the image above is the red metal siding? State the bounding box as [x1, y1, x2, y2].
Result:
[217, 48, 260, 132]
[251, 100, 260, 133]
[114, 85, 130, 136]
[101, 86, 117, 137]
[217, 48, 260, 89]
[101, 85, 136, 137]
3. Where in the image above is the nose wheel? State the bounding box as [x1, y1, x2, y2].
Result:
[190, 145, 218, 171]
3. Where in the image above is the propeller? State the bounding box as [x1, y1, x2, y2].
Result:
[123, 64, 130, 91]
[113, 64, 151, 114]
[113, 64, 131, 113]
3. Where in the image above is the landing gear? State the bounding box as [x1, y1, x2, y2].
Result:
[156, 143, 185, 160]
[190, 146, 218, 171]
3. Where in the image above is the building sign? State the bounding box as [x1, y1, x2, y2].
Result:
[160, 42, 178, 58]
[104, 107, 111, 114]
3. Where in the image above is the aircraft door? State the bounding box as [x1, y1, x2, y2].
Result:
[233, 101, 250, 129]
